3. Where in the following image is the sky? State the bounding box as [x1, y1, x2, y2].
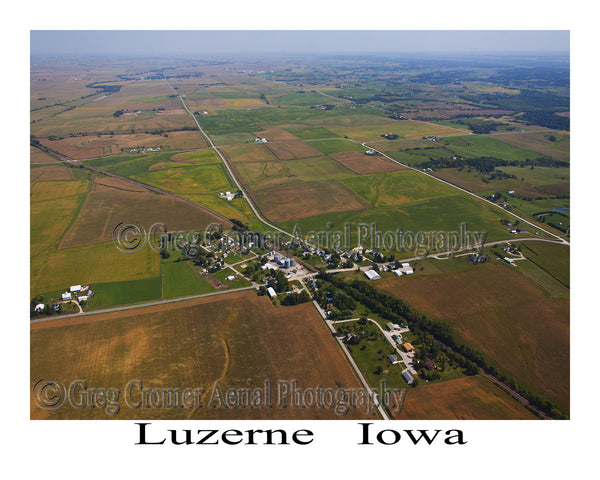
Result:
[30, 30, 569, 57]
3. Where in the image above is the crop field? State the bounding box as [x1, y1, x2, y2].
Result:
[59, 175, 227, 249]
[251, 180, 370, 222]
[87, 277, 163, 308]
[327, 121, 462, 142]
[39, 131, 207, 159]
[278, 193, 534, 250]
[488, 132, 570, 162]
[283, 156, 355, 181]
[330, 151, 407, 174]
[498, 166, 570, 186]
[340, 170, 459, 207]
[519, 242, 570, 288]
[30, 291, 370, 420]
[209, 132, 257, 147]
[252, 127, 300, 141]
[432, 168, 528, 193]
[443, 135, 545, 161]
[30, 164, 75, 182]
[31, 241, 160, 297]
[234, 160, 299, 189]
[30, 146, 59, 163]
[377, 262, 569, 411]
[305, 138, 365, 156]
[397, 376, 537, 420]
[286, 126, 340, 140]
[132, 162, 233, 196]
[31, 105, 196, 138]
[161, 261, 215, 299]
[265, 140, 323, 160]
[221, 142, 280, 163]
[514, 182, 570, 199]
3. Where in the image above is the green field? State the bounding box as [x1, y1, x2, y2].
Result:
[88, 277, 162, 308]
[340, 169, 458, 207]
[284, 156, 355, 181]
[161, 261, 215, 299]
[444, 135, 547, 161]
[286, 126, 340, 140]
[305, 138, 365, 155]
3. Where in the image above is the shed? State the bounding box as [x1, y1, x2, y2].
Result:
[267, 287, 277, 298]
[61, 292, 72, 301]
[402, 371, 414, 384]
[34, 304, 45, 312]
[387, 354, 399, 365]
[364, 270, 381, 281]
[69, 285, 82, 293]
[403, 342, 415, 353]
[386, 322, 395, 331]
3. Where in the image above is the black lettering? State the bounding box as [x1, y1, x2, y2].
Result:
[291, 429, 314, 445]
[135, 422, 166, 445]
[196, 429, 219, 445]
[405, 429, 441, 445]
[221, 429, 243, 445]
[377, 429, 401, 445]
[444, 429, 467, 445]
[169, 429, 193, 445]
[358, 422, 373, 445]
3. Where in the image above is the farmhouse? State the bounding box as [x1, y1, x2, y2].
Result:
[226, 275, 235, 281]
[78, 295, 88, 302]
[364, 269, 381, 281]
[365, 149, 375, 156]
[61, 292, 72, 301]
[267, 287, 277, 298]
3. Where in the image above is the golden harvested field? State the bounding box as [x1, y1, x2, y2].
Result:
[330, 151, 407, 174]
[31, 179, 88, 202]
[234, 160, 299, 189]
[30, 165, 75, 182]
[251, 180, 370, 222]
[377, 262, 569, 411]
[30, 291, 371, 420]
[39, 132, 207, 159]
[486, 132, 570, 163]
[31, 241, 160, 296]
[266, 140, 324, 160]
[397, 376, 537, 420]
[30, 146, 60, 163]
[60, 175, 229, 249]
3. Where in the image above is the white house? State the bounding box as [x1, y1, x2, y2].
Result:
[78, 296, 88, 302]
[226, 275, 235, 281]
[62, 292, 72, 301]
[267, 287, 277, 298]
[35, 304, 45, 312]
[70, 285, 82, 293]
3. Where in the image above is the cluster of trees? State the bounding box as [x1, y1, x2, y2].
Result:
[317, 272, 567, 419]
[86, 82, 123, 93]
[280, 291, 311, 306]
[453, 118, 507, 134]
[113, 110, 125, 118]
[420, 154, 567, 175]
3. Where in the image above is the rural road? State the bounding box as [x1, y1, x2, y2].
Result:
[30, 285, 257, 325]
[357, 139, 570, 246]
[167, 79, 299, 244]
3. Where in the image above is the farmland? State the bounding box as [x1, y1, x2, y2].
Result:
[377, 260, 569, 411]
[30, 52, 570, 421]
[397, 376, 537, 420]
[31, 291, 370, 420]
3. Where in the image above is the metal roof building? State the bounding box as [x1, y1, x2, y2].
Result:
[364, 269, 381, 281]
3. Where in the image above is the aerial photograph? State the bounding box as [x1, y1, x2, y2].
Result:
[29, 30, 570, 421]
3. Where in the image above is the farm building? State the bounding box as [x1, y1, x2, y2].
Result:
[403, 342, 415, 353]
[402, 371, 414, 384]
[424, 358, 437, 370]
[78, 296, 88, 302]
[364, 270, 381, 281]
[226, 275, 235, 281]
[387, 354, 399, 365]
[386, 322, 395, 331]
[267, 287, 277, 298]
[34, 304, 45, 313]
[61, 292, 72, 301]
[392, 334, 403, 344]
[393, 269, 403, 276]
[69, 285, 82, 293]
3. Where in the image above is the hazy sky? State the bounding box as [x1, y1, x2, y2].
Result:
[30, 30, 569, 56]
